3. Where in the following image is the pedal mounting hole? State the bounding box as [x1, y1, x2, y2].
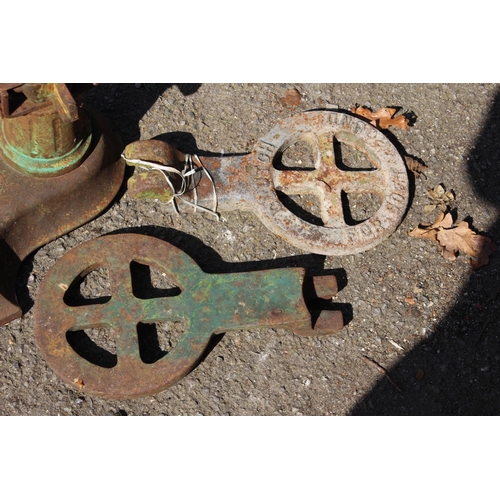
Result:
[130, 261, 181, 299]
[276, 191, 324, 226]
[333, 140, 377, 171]
[275, 139, 316, 171]
[66, 327, 118, 368]
[64, 267, 111, 306]
[341, 191, 383, 225]
[137, 320, 186, 364]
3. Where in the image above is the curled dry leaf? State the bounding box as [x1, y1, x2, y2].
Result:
[351, 105, 409, 130]
[405, 155, 428, 178]
[408, 211, 497, 269]
[424, 184, 455, 214]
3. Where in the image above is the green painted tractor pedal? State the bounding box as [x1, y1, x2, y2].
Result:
[33, 233, 345, 399]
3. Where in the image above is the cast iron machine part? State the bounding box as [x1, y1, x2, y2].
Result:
[124, 110, 410, 256]
[33, 233, 345, 399]
[0, 84, 125, 326]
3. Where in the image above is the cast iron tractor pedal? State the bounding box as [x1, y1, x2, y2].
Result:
[33, 233, 345, 399]
[124, 110, 409, 256]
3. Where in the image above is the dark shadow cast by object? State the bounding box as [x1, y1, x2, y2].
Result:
[83, 84, 202, 144]
[352, 89, 500, 415]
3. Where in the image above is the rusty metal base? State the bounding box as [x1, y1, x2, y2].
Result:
[0, 106, 125, 326]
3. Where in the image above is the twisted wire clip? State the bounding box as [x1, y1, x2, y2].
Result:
[122, 153, 220, 220]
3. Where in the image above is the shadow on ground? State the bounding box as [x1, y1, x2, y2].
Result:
[84, 84, 202, 144]
[352, 90, 500, 415]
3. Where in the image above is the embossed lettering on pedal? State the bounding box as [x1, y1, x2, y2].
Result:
[255, 111, 409, 255]
[256, 140, 277, 163]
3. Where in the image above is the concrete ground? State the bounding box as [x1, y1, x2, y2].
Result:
[2, 83, 500, 415]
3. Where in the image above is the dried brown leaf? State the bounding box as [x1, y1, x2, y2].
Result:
[351, 106, 409, 130]
[405, 156, 428, 177]
[369, 107, 398, 119]
[378, 115, 409, 130]
[424, 184, 455, 214]
[353, 106, 397, 120]
[427, 184, 454, 204]
[470, 237, 498, 269]
[424, 204, 438, 214]
[429, 184, 444, 199]
[280, 88, 302, 107]
[409, 211, 497, 269]
[436, 221, 480, 260]
[408, 211, 454, 240]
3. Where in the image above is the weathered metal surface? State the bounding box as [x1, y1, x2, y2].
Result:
[0, 83, 125, 326]
[0, 84, 95, 121]
[33, 233, 344, 399]
[124, 140, 189, 202]
[312, 275, 338, 299]
[126, 110, 409, 255]
[0, 84, 92, 176]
